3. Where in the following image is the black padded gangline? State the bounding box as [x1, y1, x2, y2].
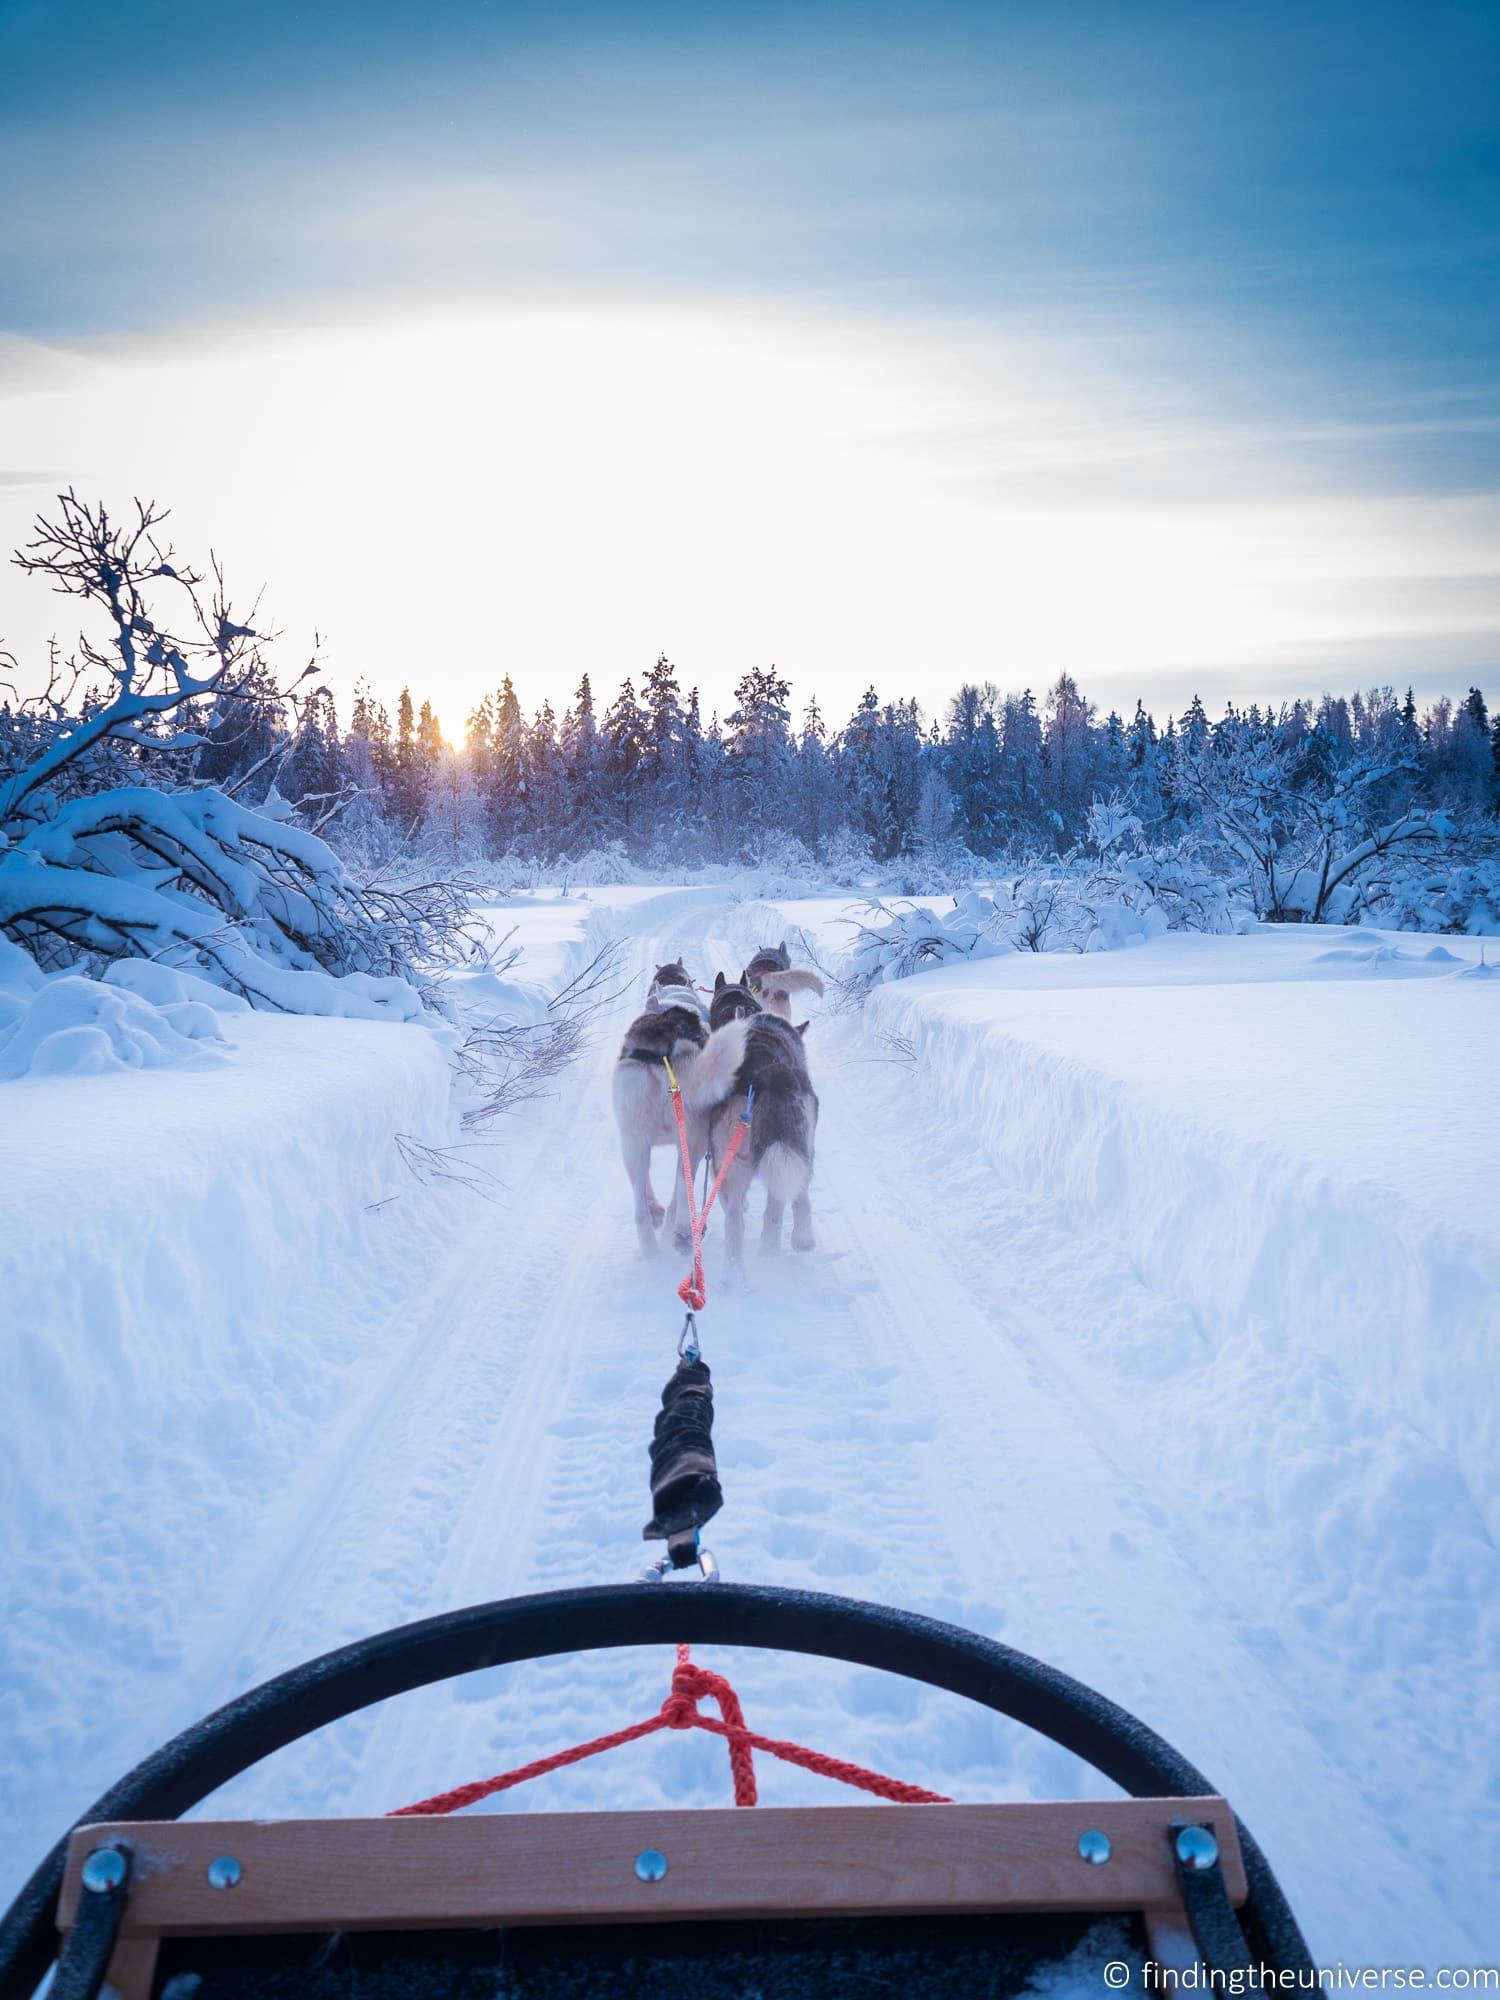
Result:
[0, 1581, 1314, 1994]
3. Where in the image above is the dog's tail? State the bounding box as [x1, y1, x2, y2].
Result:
[759, 1138, 812, 1204]
[763, 967, 824, 999]
[756, 968, 825, 1020]
[677, 1017, 748, 1110]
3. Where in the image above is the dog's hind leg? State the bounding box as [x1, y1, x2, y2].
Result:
[760, 1183, 785, 1253]
[620, 1133, 660, 1257]
[664, 1163, 686, 1251]
[760, 1140, 809, 1253]
[721, 1156, 752, 1275]
[791, 1190, 815, 1252]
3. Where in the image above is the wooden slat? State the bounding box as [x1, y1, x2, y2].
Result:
[101, 1933, 159, 2000]
[58, 1799, 1243, 1938]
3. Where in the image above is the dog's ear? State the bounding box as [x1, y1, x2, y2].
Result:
[779, 937, 787, 953]
[796, 1019, 809, 1036]
[714, 971, 725, 991]
[674, 959, 686, 975]
[739, 969, 749, 985]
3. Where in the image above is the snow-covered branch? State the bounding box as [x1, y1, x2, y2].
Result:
[1, 495, 476, 1021]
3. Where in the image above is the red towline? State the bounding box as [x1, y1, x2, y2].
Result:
[390, 1644, 950, 1816]
[664, 1057, 753, 1313]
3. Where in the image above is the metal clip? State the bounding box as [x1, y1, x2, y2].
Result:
[639, 1542, 721, 1585]
[677, 1312, 700, 1363]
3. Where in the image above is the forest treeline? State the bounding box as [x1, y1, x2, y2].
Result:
[165, 654, 1500, 871]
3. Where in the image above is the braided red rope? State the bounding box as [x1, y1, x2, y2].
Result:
[389, 1645, 949, 1817]
[667, 1072, 751, 1313]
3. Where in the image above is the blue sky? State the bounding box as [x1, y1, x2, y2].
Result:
[1, 0, 1497, 723]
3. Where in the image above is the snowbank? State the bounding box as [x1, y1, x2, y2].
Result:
[0, 1011, 456, 1829]
[0, 936, 244, 1079]
[867, 931, 1500, 1535]
[0, 895, 612, 1890]
[861, 926, 1500, 1946]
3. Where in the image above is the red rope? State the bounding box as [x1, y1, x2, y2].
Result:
[667, 1076, 751, 1313]
[390, 1645, 949, 1817]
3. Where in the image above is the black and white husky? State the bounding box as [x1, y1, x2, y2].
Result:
[707, 972, 818, 1262]
[612, 962, 746, 1256]
[744, 938, 824, 1022]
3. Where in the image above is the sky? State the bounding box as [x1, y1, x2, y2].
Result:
[1, 0, 1497, 735]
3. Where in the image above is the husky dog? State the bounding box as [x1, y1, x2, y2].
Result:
[708, 973, 818, 1261]
[646, 956, 696, 1004]
[613, 968, 745, 1256]
[744, 939, 824, 1021]
[640, 957, 707, 1025]
[744, 941, 793, 982]
[708, 970, 762, 1028]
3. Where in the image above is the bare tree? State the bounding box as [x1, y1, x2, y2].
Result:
[0, 496, 473, 1015]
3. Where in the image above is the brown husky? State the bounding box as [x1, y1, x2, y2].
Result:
[613, 965, 745, 1256]
[707, 973, 818, 1262]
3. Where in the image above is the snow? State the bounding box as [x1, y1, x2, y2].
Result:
[2, 890, 1498, 1973]
[0, 1005, 456, 1845]
[0, 938, 246, 1079]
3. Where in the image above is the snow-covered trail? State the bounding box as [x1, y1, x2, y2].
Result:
[61, 887, 1487, 1963]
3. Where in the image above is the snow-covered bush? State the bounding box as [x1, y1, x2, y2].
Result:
[840, 810, 1251, 987]
[554, 841, 641, 889]
[881, 842, 988, 899]
[1368, 857, 1500, 935]
[842, 893, 1008, 988]
[990, 861, 1099, 952]
[1080, 799, 1244, 943]
[1171, 734, 1447, 925]
[1, 495, 469, 1022]
[817, 826, 880, 889]
[725, 828, 825, 898]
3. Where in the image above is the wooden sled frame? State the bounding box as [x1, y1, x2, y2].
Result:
[60, 1798, 1248, 1998]
[2, 1581, 1314, 1996]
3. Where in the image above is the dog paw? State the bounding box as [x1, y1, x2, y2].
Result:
[792, 1229, 816, 1252]
[672, 1228, 692, 1252]
[648, 1200, 666, 1228]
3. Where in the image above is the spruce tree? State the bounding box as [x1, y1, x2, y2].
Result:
[724, 664, 794, 850]
[392, 686, 423, 824]
[640, 654, 685, 825]
[560, 674, 602, 850]
[602, 677, 646, 841]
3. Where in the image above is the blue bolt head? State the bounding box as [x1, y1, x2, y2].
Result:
[206, 1854, 243, 1890]
[634, 1847, 669, 1883]
[1077, 1828, 1112, 1866]
[1175, 1824, 1220, 1872]
[80, 1847, 127, 1895]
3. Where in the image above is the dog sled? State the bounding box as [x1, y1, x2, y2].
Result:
[1, 1580, 1312, 1998]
